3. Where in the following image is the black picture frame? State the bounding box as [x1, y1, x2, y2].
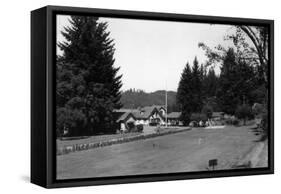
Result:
[31, 5, 274, 188]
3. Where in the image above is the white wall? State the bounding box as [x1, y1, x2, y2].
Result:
[0, 0, 279, 193]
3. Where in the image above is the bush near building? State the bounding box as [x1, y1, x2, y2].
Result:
[235, 104, 254, 125]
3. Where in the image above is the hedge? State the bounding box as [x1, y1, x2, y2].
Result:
[57, 127, 191, 155]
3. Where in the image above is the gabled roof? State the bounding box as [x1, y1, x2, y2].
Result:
[116, 112, 136, 123]
[133, 107, 158, 119]
[114, 109, 137, 113]
[140, 105, 165, 111]
[114, 105, 165, 120]
[152, 105, 166, 110]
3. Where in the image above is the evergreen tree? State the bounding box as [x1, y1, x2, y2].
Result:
[191, 57, 203, 112]
[216, 48, 239, 115]
[177, 57, 206, 125]
[200, 64, 206, 83]
[217, 48, 256, 115]
[200, 65, 220, 111]
[234, 59, 257, 105]
[202, 67, 219, 100]
[56, 16, 122, 136]
[177, 62, 193, 125]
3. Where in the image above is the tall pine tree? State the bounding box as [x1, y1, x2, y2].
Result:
[191, 57, 203, 112]
[203, 67, 218, 98]
[56, 16, 122, 136]
[177, 57, 204, 125]
[177, 62, 193, 125]
[217, 48, 256, 115]
[216, 48, 239, 115]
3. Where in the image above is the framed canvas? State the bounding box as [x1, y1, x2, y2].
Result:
[31, 5, 274, 188]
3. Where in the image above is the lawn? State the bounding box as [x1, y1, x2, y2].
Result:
[57, 125, 267, 180]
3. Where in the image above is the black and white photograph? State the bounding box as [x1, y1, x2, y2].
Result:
[55, 14, 270, 180]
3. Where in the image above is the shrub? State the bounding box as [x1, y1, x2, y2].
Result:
[223, 117, 239, 126]
[232, 119, 239, 126]
[261, 111, 268, 137]
[126, 121, 135, 132]
[252, 103, 265, 116]
[136, 124, 144, 132]
[224, 118, 233, 125]
[235, 104, 253, 125]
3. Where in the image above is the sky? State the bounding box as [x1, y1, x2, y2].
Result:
[57, 15, 236, 92]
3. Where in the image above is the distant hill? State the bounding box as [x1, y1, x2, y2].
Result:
[120, 89, 179, 113]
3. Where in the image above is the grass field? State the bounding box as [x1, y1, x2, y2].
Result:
[57, 125, 267, 180]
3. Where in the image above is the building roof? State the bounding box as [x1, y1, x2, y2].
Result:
[152, 105, 166, 110]
[114, 105, 165, 120]
[116, 112, 136, 123]
[140, 105, 165, 111]
[114, 109, 137, 113]
[167, 112, 181, 119]
[133, 107, 157, 119]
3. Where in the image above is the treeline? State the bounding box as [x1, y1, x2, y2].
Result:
[56, 16, 122, 137]
[177, 48, 267, 125]
[177, 57, 219, 125]
[207, 26, 267, 133]
[217, 48, 266, 114]
[121, 89, 179, 113]
[177, 25, 268, 129]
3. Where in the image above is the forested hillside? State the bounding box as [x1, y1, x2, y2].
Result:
[121, 89, 179, 112]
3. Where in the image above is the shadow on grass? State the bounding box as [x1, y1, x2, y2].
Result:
[254, 134, 268, 142]
[247, 125, 267, 142]
[232, 161, 252, 169]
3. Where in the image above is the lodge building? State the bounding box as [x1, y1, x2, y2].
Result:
[115, 105, 166, 127]
[114, 105, 185, 131]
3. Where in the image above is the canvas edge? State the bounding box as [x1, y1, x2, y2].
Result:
[30, 5, 274, 188]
